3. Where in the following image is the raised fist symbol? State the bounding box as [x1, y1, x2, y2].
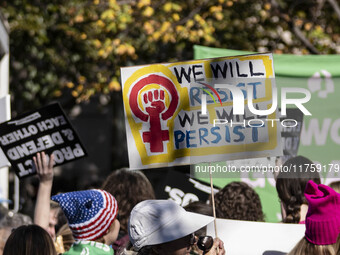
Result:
[141, 89, 169, 153]
[129, 74, 179, 153]
[143, 90, 166, 116]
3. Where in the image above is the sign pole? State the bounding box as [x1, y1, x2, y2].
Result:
[0, 15, 10, 208]
[209, 166, 219, 252]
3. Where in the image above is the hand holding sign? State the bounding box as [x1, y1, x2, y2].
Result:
[204, 238, 225, 255]
[33, 151, 54, 183]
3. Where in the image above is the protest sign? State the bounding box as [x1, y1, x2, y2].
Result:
[207, 218, 305, 255]
[279, 108, 304, 164]
[0, 103, 87, 178]
[155, 169, 219, 206]
[121, 53, 282, 169]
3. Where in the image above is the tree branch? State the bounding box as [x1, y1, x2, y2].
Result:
[291, 22, 320, 54]
[327, 0, 340, 22]
[270, 0, 320, 54]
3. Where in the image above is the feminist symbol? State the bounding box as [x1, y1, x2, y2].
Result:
[129, 74, 179, 153]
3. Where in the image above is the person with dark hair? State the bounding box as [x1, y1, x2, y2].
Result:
[184, 201, 213, 236]
[101, 168, 156, 253]
[128, 200, 225, 255]
[3, 224, 57, 255]
[276, 156, 321, 224]
[184, 201, 213, 217]
[288, 181, 340, 255]
[0, 211, 32, 255]
[213, 181, 265, 221]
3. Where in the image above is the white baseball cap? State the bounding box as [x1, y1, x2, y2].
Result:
[128, 200, 214, 250]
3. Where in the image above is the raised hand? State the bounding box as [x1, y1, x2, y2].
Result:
[33, 152, 55, 183]
[33, 151, 56, 240]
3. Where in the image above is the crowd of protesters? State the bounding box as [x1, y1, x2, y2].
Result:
[0, 153, 340, 255]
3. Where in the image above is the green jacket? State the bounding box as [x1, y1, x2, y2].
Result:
[63, 240, 114, 255]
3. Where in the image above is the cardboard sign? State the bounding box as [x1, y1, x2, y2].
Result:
[0, 103, 87, 178]
[207, 218, 305, 255]
[280, 108, 304, 163]
[121, 53, 282, 169]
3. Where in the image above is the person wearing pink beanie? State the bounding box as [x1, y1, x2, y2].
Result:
[288, 180, 340, 255]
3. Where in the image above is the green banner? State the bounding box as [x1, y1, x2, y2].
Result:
[194, 45, 340, 222]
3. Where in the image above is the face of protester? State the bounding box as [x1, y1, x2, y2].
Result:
[47, 208, 58, 241]
[103, 219, 120, 246]
[155, 234, 195, 255]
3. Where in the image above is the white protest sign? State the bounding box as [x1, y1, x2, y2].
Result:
[207, 218, 305, 255]
[121, 53, 282, 169]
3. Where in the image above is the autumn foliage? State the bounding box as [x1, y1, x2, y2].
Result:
[0, 0, 339, 112]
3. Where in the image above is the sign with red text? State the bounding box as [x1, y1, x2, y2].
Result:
[0, 103, 87, 178]
[121, 53, 282, 169]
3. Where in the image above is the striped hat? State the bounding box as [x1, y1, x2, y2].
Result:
[52, 189, 118, 241]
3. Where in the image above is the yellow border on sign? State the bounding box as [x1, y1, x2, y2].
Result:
[123, 54, 278, 165]
[123, 65, 188, 165]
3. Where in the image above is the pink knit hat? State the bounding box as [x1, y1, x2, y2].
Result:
[304, 180, 340, 245]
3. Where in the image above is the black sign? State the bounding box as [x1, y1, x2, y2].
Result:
[0, 103, 87, 178]
[155, 169, 219, 207]
[280, 108, 304, 164]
